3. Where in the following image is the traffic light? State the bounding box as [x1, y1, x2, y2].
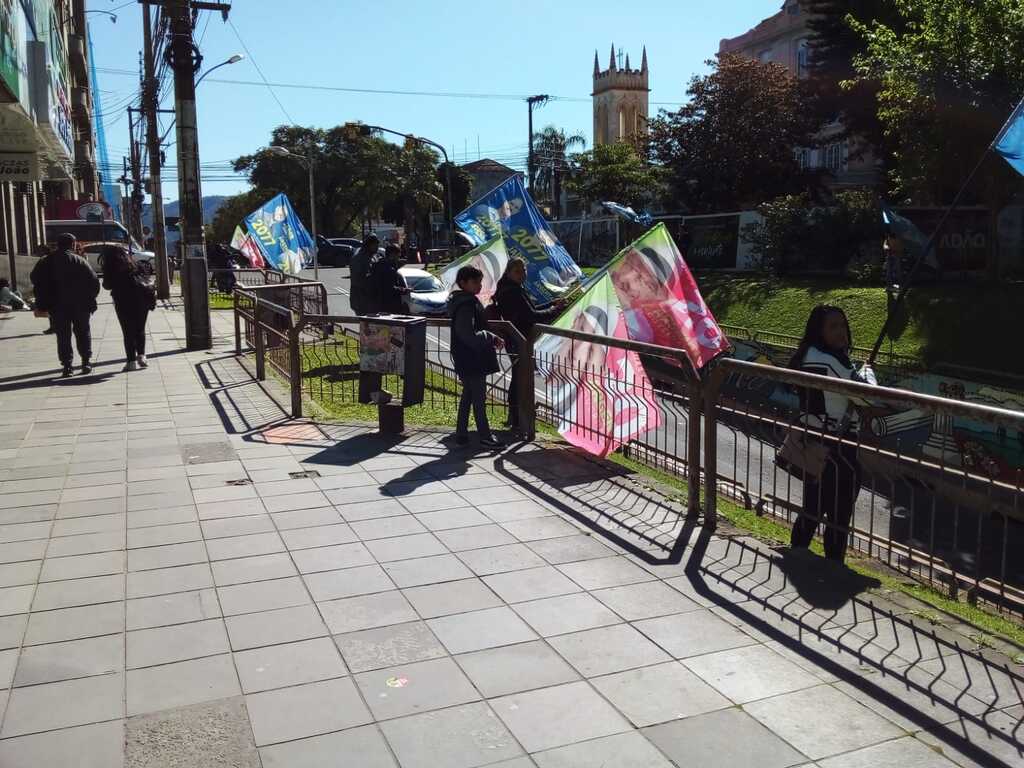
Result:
[403, 136, 418, 151]
[342, 122, 374, 141]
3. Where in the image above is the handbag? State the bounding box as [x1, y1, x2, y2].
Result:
[775, 406, 852, 479]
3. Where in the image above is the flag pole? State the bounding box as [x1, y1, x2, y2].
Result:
[867, 146, 992, 366]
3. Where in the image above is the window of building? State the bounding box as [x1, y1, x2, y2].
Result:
[795, 148, 811, 170]
[823, 141, 848, 173]
[618, 108, 625, 139]
[758, 49, 773, 63]
[797, 39, 810, 78]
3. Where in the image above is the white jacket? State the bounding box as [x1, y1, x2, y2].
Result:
[799, 346, 877, 432]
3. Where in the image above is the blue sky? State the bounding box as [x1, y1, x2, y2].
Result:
[88, 0, 778, 201]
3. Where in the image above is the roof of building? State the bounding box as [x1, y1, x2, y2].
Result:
[460, 158, 519, 175]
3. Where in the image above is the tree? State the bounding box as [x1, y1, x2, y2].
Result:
[437, 162, 473, 220]
[531, 125, 585, 217]
[567, 142, 659, 208]
[205, 189, 266, 246]
[850, 0, 1024, 209]
[648, 53, 820, 213]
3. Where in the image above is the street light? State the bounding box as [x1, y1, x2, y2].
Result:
[84, 11, 117, 23]
[268, 146, 319, 280]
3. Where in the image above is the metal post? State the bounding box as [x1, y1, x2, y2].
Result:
[127, 107, 144, 244]
[289, 319, 303, 418]
[168, 0, 213, 350]
[308, 160, 318, 281]
[253, 300, 265, 381]
[142, 3, 171, 300]
[233, 290, 241, 355]
[686, 373, 703, 518]
[702, 365, 725, 529]
[519, 333, 537, 441]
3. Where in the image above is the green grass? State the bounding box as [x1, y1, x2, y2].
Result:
[209, 293, 234, 310]
[606, 449, 1024, 647]
[698, 274, 1024, 374]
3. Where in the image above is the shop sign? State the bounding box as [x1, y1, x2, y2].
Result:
[0, 149, 37, 179]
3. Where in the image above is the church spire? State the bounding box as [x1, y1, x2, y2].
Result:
[625, 52, 631, 70]
[609, 43, 617, 71]
[641, 45, 648, 73]
[593, 50, 600, 76]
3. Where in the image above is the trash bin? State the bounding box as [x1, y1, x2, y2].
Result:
[357, 315, 426, 408]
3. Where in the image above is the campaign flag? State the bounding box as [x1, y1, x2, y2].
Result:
[535, 223, 728, 457]
[454, 175, 582, 305]
[602, 201, 653, 227]
[882, 204, 939, 270]
[994, 97, 1024, 177]
[240, 193, 313, 274]
[439, 236, 509, 307]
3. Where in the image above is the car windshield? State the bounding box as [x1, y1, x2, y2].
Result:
[404, 274, 444, 293]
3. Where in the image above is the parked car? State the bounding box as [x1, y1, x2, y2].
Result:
[79, 242, 154, 277]
[399, 266, 448, 317]
[316, 236, 361, 267]
[44, 220, 156, 276]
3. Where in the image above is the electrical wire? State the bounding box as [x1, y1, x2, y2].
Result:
[225, 18, 295, 123]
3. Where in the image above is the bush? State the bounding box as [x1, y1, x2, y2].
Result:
[743, 190, 885, 276]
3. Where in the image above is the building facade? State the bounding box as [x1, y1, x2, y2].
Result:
[592, 44, 649, 147]
[719, 0, 881, 188]
[1, 0, 98, 288]
[460, 158, 521, 203]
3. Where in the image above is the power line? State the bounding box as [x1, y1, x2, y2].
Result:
[225, 18, 295, 123]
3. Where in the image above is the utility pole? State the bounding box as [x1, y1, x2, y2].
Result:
[163, 0, 230, 350]
[526, 95, 549, 191]
[142, 2, 171, 299]
[127, 106, 145, 244]
[121, 157, 134, 234]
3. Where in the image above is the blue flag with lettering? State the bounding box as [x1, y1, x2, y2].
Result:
[241, 193, 313, 274]
[994, 97, 1024, 177]
[454, 176, 582, 305]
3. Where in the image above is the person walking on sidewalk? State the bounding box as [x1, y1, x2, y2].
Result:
[492, 257, 565, 433]
[30, 233, 99, 377]
[350, 233, 380, 315]
[102, 246, 156, 371]
[448, 265, 505, 448]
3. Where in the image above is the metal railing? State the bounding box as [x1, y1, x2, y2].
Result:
[210, 268, 310, 307]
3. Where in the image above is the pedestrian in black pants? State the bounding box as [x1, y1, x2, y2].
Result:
[102, 246, 156, 371]
[787, 305, 876, 563]
[492, 257, 565, 433]
[30, 233, 99, 377]
[448, 265, 505, 449]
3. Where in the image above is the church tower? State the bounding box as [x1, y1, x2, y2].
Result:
[592, 44, 650, 146]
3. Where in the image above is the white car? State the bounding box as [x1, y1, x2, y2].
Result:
[399, 266, 449, 317]
[80, 243, 156, 277]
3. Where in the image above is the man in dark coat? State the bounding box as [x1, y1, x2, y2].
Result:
[31, 233, 100, 377]
[349, 233, 380, 315]
[370, 244, 411, 315]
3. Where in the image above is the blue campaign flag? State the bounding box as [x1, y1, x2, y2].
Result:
[994, 97, 1024, 177]
[454, 176, 582, 305]
[241, 193, 313, 274]
[602, 201, 653, 227]
[881, 204, 939, 270]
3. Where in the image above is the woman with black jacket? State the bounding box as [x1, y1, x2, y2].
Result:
[492, 258, 565, 432]
[788, 305, 876, 563]
[102, 246, 155, 372]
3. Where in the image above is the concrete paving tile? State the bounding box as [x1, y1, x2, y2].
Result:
[336, 498, 409, 522]
[477, 500, 554, 523]
[441, 473, 509, 492]
[413, 507, 491, 531]
[483, 566, 583, 604]
[499, 517, 582, 542]
[0, 560, 41, 588]
[457, 543, 547, 576]
[211, 553, 297, 587]
[191, 485, 255, 505]
[290, 541, 375, 574]
[303, 564, 394, 601]
[2, 672, 124, 737]
[434, 523, 518, 552]
[50, 514, 124, 539]
[319, 590, 418, 635]
[270, 507, 341, 530]
[532, 731, 673, 768]
[126, 521, 202, 549]
[245, 678, 372, 746]
[4, 489, 62, 508]
[0, 540, 48, 564]
[0, 505, 56, 525]
[234, 637, 346, 694]
[200, 514, 275, 539]
[60, 484, 124, 503]
[126, 465, 187, 482]
[0, 647, 16, 687]
[255, 478, 320, 498]
[512, 592, 621, 637]
[63, 471, 125, 489]
[455, 640, 580, 698]
[401, 578, 502, 619]
[379, 702, 523, 768]
[428, 606, 538, 654]
[205, 532, 284, 561]
[47, 530, 125, 558]
[32, 574, 124, 611]
[126, 541, 207, 572]
[0, 614, 27, 650]
[127, 618, 229, 669]
[322, 484, 392, 507]
[224, 604, 328, 651]
[355, 656, 479, 720]
[382, 554, 473, 588]
[0, 720, 125, 768]
[634, 609, 759, 659]
[550, 623, 672, 677]
[259, 725, 397, 768]
[683, 644, 822, 704]
[280, 523, 358, 551]
[261, 491, 331, 514]
[126, 477, 188, 496]
[398, 491, 471, 514]
[196, 498, 267, 521]
[556, 556, 655, 591]
[14, 634, 124, 686]
[334, 621, 448, 673]
[40, 548, 123, 581]
[58, 496, 127, 520]
[312, 471, 378, 491]
[364, 532, 448, 563]
[816, 736, 960, 768]
[126, 563, 214, 599]
[491, 680, 631, 753]
[0, 476, 65, 493]
[350, 514, 428, 541]
[643, 707, 807, 768]
[24, 601, 125, 645]
[187, 472, 250, 490]
[217, 576, 309, 616]
[592, 661, 731, 727]
[126, 589, 221, 631]
[184, 460, 244, 477]
[127, 490, 196, 513]
[124, 696, 259, 768]
[592, 580, 702, 621]
[127, 505, 198, 528]
[0, 521, 52, 544]
[126, 654, 240, 716]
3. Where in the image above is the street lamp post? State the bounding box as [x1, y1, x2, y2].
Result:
[268, 146, 318, 280]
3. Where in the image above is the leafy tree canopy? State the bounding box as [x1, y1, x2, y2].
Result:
[567, 141, 659, 209]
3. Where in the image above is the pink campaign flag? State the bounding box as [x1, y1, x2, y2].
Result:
[535, 224, 728, 457]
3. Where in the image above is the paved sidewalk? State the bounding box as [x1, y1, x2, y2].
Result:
[0, 296, 1021, 767]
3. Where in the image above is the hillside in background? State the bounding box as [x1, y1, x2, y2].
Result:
[142, 196, 228, 228]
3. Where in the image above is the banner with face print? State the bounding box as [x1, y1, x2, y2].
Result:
[454, 175, 582, 305]
[240, 193, 314, 274]
[535, 223, 728, 457]
[439, 235, 508, 307]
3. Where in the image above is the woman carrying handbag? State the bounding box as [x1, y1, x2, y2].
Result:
[781, 305, 876, 563]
